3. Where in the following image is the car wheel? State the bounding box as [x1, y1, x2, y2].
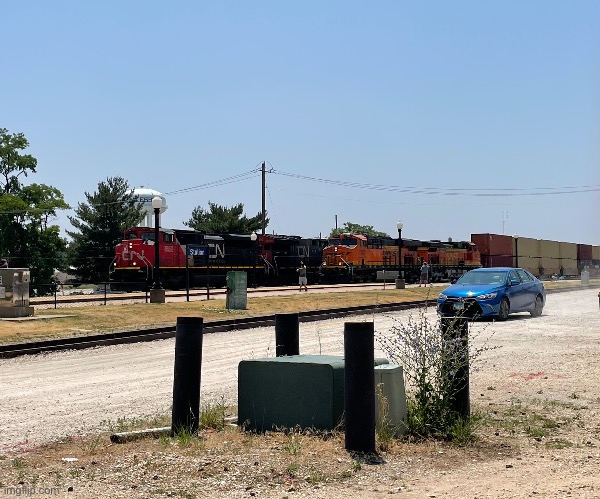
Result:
[530, 295, 544, 317]
[498, 298, 510, 321]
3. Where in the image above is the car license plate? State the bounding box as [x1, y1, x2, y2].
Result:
[453, 302, 464, 311]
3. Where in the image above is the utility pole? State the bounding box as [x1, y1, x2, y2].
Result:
[502, 210, 508, 235]
[261, 161, 266, 235]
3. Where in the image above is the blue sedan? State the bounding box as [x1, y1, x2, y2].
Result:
[437, 267, 545, 320]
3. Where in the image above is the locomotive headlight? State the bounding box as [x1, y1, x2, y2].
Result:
[129, 242, 133, 248]
[438, 293, 447, 301]
[133, 262, 137, 266]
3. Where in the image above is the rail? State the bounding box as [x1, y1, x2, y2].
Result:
[0, 300, 428, 358]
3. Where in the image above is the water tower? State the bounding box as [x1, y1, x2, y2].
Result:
[131, 188, 168, 227]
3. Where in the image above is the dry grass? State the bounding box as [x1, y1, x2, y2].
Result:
[0, 404, 513, 499]
[0, 286, 441, 344]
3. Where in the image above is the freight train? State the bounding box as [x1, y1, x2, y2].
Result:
[109, 226, 480, 290]
[109, 226, 326, 291]
[109, 226, 599, 291]
[472, 233, 600, 279]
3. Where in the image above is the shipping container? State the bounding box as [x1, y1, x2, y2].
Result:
[515, 237, 540, 258]
[471, 233, 513, 256]
[540, 257, 560, 276]
[518, 256, 542, 277]
[593, 246, 600, 260]
[540, 240, 560, 259]
[559, 258, 579, 276]
[559, 242, 577, 260]
[481, 255, 513, 267]
[577, 244, 593, 261]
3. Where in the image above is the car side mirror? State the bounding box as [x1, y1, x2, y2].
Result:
[510, 279, 520, 286]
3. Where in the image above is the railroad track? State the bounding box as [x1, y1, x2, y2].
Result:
[9, 285, 596, 358]
[0, 300, 429, 359]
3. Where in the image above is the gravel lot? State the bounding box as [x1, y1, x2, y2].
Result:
[1, 287, 599, 498]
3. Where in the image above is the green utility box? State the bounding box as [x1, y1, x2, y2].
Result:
[226, 271, 247, 310]
[374, 364, 407, 436]
[238, 355, 389, 432]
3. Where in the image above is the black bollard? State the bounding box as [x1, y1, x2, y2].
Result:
[171, 317, 204, 436]
[344, 321, 376, 453]
[440, 317, 470, 418]
[275, 313, 300, 356]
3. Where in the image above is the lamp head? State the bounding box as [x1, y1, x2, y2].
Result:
[396, 221, 403, 231]
[151, 196, 162, 210]
[250, 233, 258, 241]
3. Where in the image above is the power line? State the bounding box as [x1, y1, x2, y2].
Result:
[271, 170, 600, 197]
[2, 164, 597, 219]
[163, 169, 260, 195]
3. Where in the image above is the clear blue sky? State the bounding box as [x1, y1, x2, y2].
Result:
[3, 1, 599, 244]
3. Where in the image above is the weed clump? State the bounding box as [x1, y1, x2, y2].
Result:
[377, 308, 497, 441]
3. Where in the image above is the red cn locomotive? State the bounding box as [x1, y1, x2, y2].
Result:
[109, 227, 326, 291]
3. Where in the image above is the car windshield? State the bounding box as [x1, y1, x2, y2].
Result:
[457, 271, 507, 286]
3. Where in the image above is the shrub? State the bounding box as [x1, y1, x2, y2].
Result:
[377, 308, 497, 440]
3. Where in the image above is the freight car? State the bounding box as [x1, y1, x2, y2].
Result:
[472, 233, 600, 279]
[319, 233, 481, 284]
[109, 226, 326, 291]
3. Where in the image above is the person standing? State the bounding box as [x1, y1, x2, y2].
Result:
[297, 261, 308, 292]
[419, 261, 429, 287]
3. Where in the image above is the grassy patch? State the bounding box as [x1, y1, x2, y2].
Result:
[545, 438, 573, 449]
[3, 287, 439, 344]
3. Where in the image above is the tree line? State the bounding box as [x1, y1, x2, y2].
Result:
[0, 127, 389, 286]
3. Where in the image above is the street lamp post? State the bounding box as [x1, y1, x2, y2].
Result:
[150, 196, 166, 303]
[396, 221, 405, 289]
[513, 234, 519, 268]
[250, 233, 258, 288]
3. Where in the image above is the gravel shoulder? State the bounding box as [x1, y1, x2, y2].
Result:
[1, 288, 599, 498]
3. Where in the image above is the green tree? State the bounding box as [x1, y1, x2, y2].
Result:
[0, 128, 37, 194]
[0, 128, 69, 285]
[67, 177, 144, 282]
[184, 201, 266, 234]
[330, 222, 390, 238]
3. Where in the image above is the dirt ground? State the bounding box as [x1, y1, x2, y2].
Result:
[0, 287, 599, 498]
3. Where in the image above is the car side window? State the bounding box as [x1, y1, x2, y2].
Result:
[517, 269, 532, 282]
[509, 270, 521, 283]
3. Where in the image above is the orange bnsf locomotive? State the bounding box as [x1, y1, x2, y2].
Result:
[320, 233, 481, 284]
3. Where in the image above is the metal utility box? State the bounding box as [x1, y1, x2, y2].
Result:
[226, 271, 247, 310]
[375, 364, 407, 436]
[581, 269, 590, 286]
[0, 268, 34, 318]
[238, 354, 389, 432]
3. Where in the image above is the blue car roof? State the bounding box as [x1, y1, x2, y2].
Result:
[470, 267, 516, 272]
